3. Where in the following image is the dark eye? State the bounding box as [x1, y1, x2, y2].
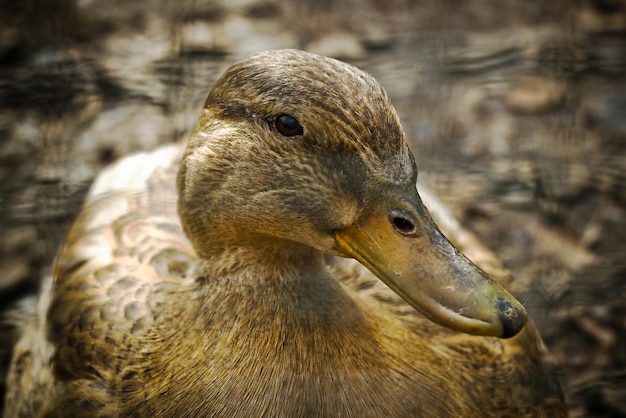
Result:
[275, 114, 303, 137]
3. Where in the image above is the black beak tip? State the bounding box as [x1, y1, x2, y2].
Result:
[496, 296, 527, 338]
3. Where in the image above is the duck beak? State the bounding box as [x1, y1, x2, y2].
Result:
[335, 189, 526, 338]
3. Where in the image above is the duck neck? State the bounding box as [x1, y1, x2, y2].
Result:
[185, 239, 368, 340]
[192, 238, 329, 287]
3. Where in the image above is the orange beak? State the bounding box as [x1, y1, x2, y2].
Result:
[335, 189, 526, 338]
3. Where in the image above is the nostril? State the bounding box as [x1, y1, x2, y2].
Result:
[392, 216, 415, 235]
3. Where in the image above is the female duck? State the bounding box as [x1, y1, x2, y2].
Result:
[4, 49, 566, 417]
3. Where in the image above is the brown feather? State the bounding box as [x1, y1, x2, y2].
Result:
[4, 50, 566, 417]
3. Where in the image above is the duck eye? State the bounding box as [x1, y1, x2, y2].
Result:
[275, 114, 303, 137]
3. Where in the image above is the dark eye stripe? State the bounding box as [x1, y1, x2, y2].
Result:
[275, 114, 304, 137]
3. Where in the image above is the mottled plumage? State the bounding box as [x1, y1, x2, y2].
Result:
[4, 50, 566, 417]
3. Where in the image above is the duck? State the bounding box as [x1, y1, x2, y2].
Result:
[3, 49, 567, 417]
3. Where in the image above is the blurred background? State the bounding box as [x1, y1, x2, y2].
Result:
[0, 0, 624, 416]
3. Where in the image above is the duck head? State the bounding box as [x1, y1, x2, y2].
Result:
[177, 49, 526, 338]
